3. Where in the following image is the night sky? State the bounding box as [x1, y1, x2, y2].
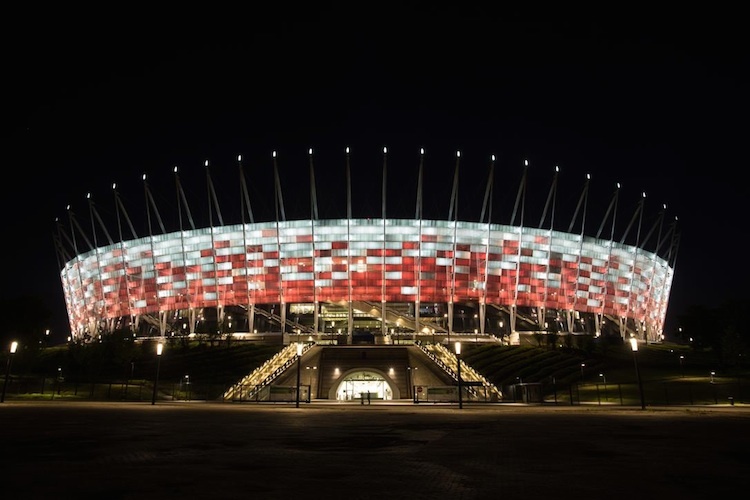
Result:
[3, 8, 747, 342]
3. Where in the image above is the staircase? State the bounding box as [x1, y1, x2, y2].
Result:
[351, 300, 448, 333]
[223, 343, 311, 401]
[418, 341, 503, 401]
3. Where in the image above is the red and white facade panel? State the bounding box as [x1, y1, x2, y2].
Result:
[62, 219, 673, 337]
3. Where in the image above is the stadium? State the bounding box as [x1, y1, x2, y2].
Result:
[54, 148, 678, 402]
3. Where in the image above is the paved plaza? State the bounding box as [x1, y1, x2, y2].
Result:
[1, 401, 747, 499]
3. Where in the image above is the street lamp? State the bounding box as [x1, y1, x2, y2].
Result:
[679, 355, 685, 378]
[580, 363, 585, 379]
[2, 341, 18, 403]
[455, 341, 462, 409]
[630, 337, 645, 410]
[151, 342, 164, 405]
[296, 342, 303, 408]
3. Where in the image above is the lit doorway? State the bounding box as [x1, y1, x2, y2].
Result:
[335, 370, 393, 401]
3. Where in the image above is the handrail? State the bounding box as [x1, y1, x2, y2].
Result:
[223, 342, 312, 401]
[418, 341, 503, 400]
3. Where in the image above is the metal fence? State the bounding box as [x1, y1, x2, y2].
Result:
[524, 381, 746, 406]
[0, 376, 229, 402]
[2, 375, 746, 406]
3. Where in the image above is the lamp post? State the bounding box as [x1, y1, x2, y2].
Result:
[679, 355, 685, 378]
[630, 337, 645, 410]
[2, 341, 18, 403]
[455, 341, 462, 409]
[151, 342, 164, 405]
[444, 313, 450, 345]
[580, 363, 585, 379]
[296, 342, 303, 408]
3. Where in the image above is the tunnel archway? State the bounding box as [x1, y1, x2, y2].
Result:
[330, 369, 400, 401]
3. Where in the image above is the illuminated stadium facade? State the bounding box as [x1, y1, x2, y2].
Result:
[56, 148, 678, 345]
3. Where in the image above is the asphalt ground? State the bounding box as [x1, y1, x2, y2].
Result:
[1, 401, 747, 499]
